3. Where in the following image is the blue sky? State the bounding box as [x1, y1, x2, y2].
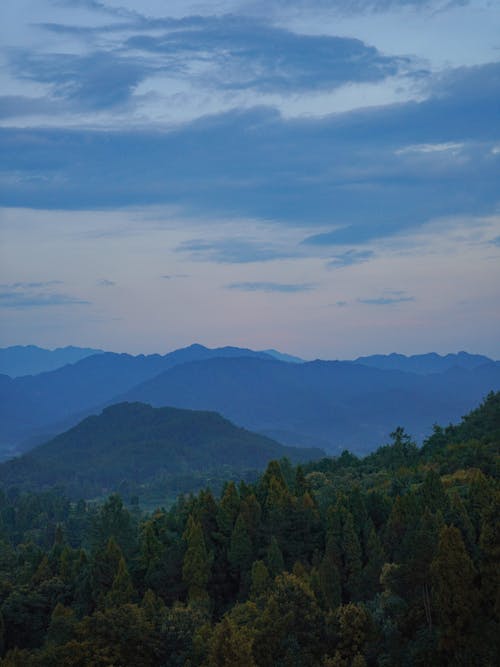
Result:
[0, 0, 499, 358]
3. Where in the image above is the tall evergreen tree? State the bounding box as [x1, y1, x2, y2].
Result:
[182, 516, 212, 605]
[431, 525, 480, 664]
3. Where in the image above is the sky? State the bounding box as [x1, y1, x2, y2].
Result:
[0, 0, 499, 359]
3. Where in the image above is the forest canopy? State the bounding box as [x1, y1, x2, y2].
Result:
[0, 391, 498, 666]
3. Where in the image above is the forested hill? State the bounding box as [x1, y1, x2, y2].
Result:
[0, 402, 324, 499]
[0, 393, 497, 666]
[2, 347, 499, 459]
[0, 344, 274, 455]
[119, 356, 500, 452]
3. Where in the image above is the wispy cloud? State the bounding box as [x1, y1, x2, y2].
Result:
[0, 280, 63, 289]
[175, 238, 300, 263]
[226, 281, 316, 293]
[328, 249, 375, 267]
[0, 290, 90, 309]
[9, 50, 148, 110]
[358, 293, 415, 305]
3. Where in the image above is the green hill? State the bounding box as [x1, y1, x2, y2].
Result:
[0, 402, 324, 499]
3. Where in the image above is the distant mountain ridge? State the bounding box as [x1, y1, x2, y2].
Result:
[354, 351, 495, 374]
[117, 356, 500, 454]
[0, 344, 275, 454]
[0, 402, 324, 498]
[0, 344, 498, 460]
[0, 345, 104, 377]
[2, 344, 492, 378]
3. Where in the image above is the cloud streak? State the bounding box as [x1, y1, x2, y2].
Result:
[0, 290, 90, 309]
[175, 237, 301, 263]
[226, 281, 316, 293]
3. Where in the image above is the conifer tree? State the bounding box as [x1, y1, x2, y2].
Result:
[217, 483, 240, 541]
[431, 525, 479, 662]
[249, 560, 271, 602]
[341, 512, 362, 602]
[266, 536, 284, 578]
[206, 616, 256, 667]
[228, 513, 253, 585]
[447, 490, 476, 556]
[106, 556, 135, 607]
[182, 516, 212, 605]
[316, 531, 342, 610]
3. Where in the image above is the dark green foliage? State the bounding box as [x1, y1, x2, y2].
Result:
[0, 392, 498, 665]
[0, 403, 322, 500]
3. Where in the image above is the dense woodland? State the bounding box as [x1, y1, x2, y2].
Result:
[0, 392, 498, 666]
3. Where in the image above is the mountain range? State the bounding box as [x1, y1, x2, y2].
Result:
[0, 344, 498, 459]
[0, 344, 103, 377]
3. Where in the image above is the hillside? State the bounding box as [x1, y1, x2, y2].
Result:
[0, 402, 324, 498]
[118, 356, 500, 453]
[2, 346, 499, 460]
[0, 395, 497, 666]
[0, 344, 273, 456]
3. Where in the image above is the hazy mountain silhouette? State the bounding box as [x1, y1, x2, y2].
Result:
[0, 402, 324, 497]
[0, 345, 103, 377]
[0, 344, 273, 454]
[117, 356, 500, 453]
[354, 351, 494, 374]
[1, 346, 499, 458]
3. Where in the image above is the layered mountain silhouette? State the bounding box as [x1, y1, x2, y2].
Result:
[0, 402, 324, 497]
[354, 351, 494, 374]
[0, 344, 103, 377]
[0, 344, 273, 455]
[0, 345, 498, 458]
[117, 357, 500, 452]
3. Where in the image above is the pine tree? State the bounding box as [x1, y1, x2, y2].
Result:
[431, 525, 479, 662]
[217, 482, 240, 540]
[182, 516, 212, 605]
[249, 560, 271, 602]
[341, 512, 362, 602]
[266, 536, 284, 578]
[206, 616, 256, 667]
[228, 513, 253, 589]
[105, 556, 135, 607]
[361, 525, 385, 600]
[91, 536, 124, 607]
[316, 531, 342, 610]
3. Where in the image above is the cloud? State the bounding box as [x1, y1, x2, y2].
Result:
[1, 60, 498, 244]
[328, 249, 375, 266]
[9, 50, 149, 110]
[0, 96, 64, 119]
[161, 274, 189, 279]
[358, 292, 415, 305]
[489, 236, 500, 247]
[226, 281, 316, 293]
[247, 1, 469, 13]
[97, 278, 116, 287]
[175, 237, 300, 263]
[395, 142, 464, 155]
[34, 12, 407, 95]
[0, 290, 90, 309]
[123, 15, 405, 93]
[0, 281, 63, 289]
